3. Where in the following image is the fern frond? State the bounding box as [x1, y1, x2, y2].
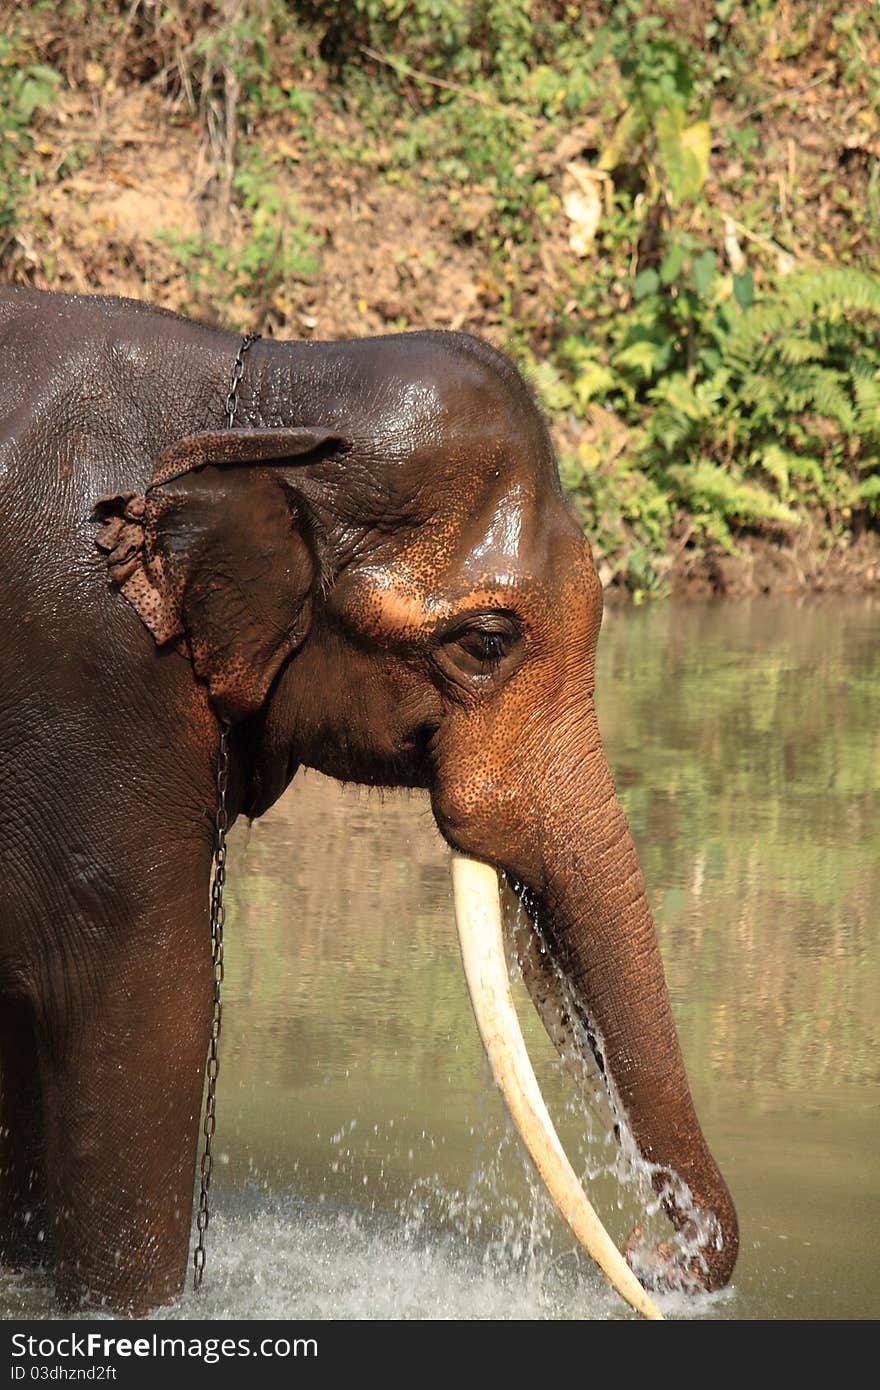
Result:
[858, 474, 880, 511]
[776, 336, 826, 365]
[725, 266, 880, 370]
[798, 366, 857, 430]
[668, 460, 799, 530]
[854, 373, 880, 441]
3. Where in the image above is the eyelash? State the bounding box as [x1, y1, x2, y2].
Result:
[453, 621, 519, 668]
[473, 632, 506, 662]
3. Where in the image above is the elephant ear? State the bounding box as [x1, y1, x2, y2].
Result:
[95, 427, 344, 720]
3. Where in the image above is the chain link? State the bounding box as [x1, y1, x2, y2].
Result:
[193, 719, 230, 1292]
[193, 333, 259, 1294]
[225, 333, 260, 428]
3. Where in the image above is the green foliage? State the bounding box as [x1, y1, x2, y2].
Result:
[524, 10, 880, 586]
[8, 0, 877, 590]
[0, 32, 60, 243]
[554, 254, 880, 575]
[303, 0, 570, 85]
[597, 2, 711, 207]
[329, 0, 880, 589]
[163, 153, 318, 327]
[669, 460, 798, 531]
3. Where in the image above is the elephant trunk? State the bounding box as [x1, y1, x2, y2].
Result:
[523, 717, 738, 1291]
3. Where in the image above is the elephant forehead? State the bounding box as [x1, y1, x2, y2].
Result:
[370, 378, 449, 448]
[429, 480, 548, 567]
[333, 473, 597, 643]
[338, 563, 551, 641]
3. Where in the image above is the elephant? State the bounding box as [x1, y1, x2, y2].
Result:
[0, 285, 737, 1317]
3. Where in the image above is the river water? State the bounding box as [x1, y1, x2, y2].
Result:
[3, 597, 877, 1320]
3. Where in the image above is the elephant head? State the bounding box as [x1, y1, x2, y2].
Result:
[96, 329, 737, 1311]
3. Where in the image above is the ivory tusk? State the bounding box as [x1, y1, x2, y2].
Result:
[451, 853, 663, 1321]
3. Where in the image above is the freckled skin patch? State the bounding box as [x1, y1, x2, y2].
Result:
[1, 288, 736, 1312]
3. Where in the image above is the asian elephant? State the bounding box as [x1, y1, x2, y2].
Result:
[0, 286, 737, 1317]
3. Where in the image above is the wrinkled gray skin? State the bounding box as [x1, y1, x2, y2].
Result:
[0, 288, 737, 1314]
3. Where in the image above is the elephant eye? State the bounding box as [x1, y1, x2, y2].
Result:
[457, 629, 509, 664]
[438, 613, 522, 684]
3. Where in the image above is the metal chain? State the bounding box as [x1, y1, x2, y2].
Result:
[193, 333, 259, 1293]
[193, 719, 230, 1292]
[225, 332, 261, 428]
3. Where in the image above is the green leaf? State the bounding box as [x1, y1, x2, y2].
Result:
[733, 269, 754, 310]
[16, 69, 60, 121]
[692, 249, 717, 298]
[660, 242, 686, 285]
[656, 109, 710, 204]
[679, 119, 711, 185]
[597, 103, 646, 172]
[633, 268, 660, 301]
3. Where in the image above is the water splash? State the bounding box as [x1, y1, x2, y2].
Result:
[0, 1172, 728, 1321]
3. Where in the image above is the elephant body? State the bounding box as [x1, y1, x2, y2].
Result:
[0, 286, 736, 1313]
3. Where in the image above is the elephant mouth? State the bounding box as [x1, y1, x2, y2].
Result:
[450, 854, 663, 1320]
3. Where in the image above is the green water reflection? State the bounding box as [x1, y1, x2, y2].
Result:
[213, 596, 878, 1321]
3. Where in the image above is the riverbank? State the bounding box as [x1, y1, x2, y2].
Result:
[667, 528, 879, 598]
[3, 3, 878, 597]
